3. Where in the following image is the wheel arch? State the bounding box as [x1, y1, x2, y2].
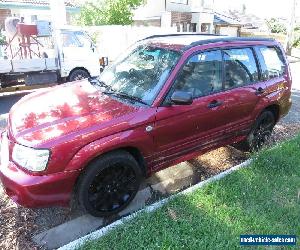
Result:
[71, 145, 148, 201]
[67, 67, 91, 81]
[263, 104, 280, 122]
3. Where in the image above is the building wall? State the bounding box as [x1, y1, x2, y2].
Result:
[10, 9, 51, 23]
[134, 0, 213, 20]
[1, 7, 73, 27]
[133, 0, 215, 33]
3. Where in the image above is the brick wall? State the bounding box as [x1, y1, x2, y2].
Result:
[0, 9, 11, 30]
[171, 11, 192, 25]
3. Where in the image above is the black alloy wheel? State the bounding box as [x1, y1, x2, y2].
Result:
[248, 111, 276, 151]
[77, 150, 142, 217]
[68, 69, 90, 82]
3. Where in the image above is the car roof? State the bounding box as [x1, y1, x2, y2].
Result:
[142, 33, 275, 51]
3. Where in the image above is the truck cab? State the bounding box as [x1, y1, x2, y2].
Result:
[57, 28, 103, 81]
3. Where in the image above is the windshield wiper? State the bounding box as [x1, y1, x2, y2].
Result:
[104, 91, 149, 106]
[88, 78, 113, 92]
[89, 78, 148, 106]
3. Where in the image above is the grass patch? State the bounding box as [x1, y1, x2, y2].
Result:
[81, 136, 300, 250]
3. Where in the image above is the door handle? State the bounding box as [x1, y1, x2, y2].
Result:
[207, 100, 223, 109]
[255, 87, 265, 95]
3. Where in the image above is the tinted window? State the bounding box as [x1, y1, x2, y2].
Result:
[223, 48, 259, 89]
[172, 50, 222, 98]
[256, 46, 286, 80]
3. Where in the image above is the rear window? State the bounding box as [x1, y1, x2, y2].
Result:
[256, 46, 286, 80]
[223, 48, 259, 89]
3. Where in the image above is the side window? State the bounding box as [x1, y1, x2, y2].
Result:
[256, 46, 286, 80]
[223, 48, 259, 89]
[172, 50, 222, 98]
[62, 33, 80, 47]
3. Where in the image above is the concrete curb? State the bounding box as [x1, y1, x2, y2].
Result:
[59, 159, 252, 250]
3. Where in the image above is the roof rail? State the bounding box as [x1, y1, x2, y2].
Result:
[141, 33, 224, 41]
[185, 37, 275, 50]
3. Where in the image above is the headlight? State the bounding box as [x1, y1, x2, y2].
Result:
[12, 143, 50, 172]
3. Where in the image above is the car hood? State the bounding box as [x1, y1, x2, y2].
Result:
[9, 80, 138, 146]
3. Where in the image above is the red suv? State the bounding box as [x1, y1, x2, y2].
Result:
[0, 35, 292, 216]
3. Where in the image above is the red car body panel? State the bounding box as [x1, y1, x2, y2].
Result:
[0, 38, 292, 208]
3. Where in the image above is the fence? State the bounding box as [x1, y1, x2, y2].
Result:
[85, 25, 177, 61]
[240, 31, 286, 46]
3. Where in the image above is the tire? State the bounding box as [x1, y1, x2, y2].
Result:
[68, 69, 90, 82]
[77, 150, 142, 217]
[235, 111, 276, 152]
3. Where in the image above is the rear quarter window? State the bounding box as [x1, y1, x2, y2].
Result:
[255, 46, 286, 80]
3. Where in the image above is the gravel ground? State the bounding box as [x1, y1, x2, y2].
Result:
[1, 61, 299, 250]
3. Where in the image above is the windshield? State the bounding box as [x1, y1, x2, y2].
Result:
[97, 44, 181, 105]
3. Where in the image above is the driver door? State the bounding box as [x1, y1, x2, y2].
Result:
[152, 50, 231, 171]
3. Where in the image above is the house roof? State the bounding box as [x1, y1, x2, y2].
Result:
[226, 10, 269, 31]
[214, 12, 241, 26]
[0, 0, 77, 8]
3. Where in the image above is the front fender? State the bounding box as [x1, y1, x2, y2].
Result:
[64, 127, 154, 172]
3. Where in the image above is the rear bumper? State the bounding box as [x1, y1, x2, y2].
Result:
[279, 96, 292, 120]
[0, 161, 80, 207]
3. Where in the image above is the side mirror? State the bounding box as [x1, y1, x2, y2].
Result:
[170, 91, 193, 105]
[99, 57, 109, 67]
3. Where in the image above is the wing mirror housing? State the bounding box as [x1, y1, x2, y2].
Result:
[170, 91, 193, 105]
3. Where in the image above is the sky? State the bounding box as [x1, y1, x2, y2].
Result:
[214, 0, 297, 19]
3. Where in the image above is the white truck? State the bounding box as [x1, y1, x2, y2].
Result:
[0, 20, 106, 89]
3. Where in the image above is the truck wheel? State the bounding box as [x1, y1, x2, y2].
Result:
[77, 150, 142, 217]
[68, 69, 90, 82]
[235, 111, 275, 152]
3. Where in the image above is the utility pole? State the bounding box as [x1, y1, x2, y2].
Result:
[49, 0, 67, 29]
[286, 0, 297, 55]
[49, 0, 67, 72]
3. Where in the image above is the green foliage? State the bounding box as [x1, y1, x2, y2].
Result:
[267, 18, 287, 34]
[78, 0, 145, 26]
[293, 26, 300, 48]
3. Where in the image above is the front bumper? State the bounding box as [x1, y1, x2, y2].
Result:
[0, 132, 80, 208]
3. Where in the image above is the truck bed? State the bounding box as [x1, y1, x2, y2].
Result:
[0, 58, 58, 74]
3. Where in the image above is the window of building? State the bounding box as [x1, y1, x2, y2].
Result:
[172, 50, 223, 98]
[170, 0, 188, 4]
[31, 15, 37, 23]
[223, 48, 259, 89]
[201, 23, 210, 33]
[189, 23, 197, 32]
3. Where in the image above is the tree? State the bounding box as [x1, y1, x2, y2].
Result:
[267, 18, 287, 34]
[78, 0, 145, 26]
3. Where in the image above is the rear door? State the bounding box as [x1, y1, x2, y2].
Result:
[219, 47, 266, 136]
